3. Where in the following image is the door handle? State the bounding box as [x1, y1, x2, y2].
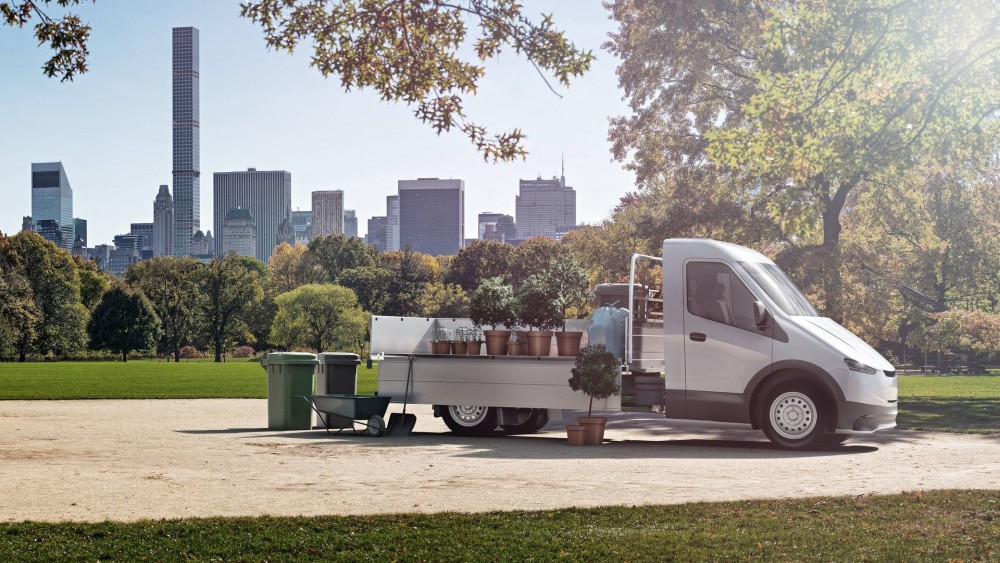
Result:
[689, 332, 706, 342]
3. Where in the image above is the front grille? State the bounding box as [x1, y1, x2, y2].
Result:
[884, 370, 896, 378]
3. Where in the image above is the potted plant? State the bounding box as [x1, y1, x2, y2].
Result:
[466, 327, 483, 355]
[430, 327, 450, 354]
[470, 277, 517, 356]
[507, 330, 526, 356]
[568, 343, 621, 445]
[453, 327, 469, 354]
[541, 257, 591, 357]
[517, 275, 562, 356]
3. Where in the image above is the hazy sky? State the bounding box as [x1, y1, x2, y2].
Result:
[0, 1, 634, 245]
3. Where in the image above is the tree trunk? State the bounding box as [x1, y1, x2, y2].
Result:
[215, 336, 222, 362]
[173, 348, 180, 363]
[122, 351, 128, 363]
[819, 174, 861, 324]
[18, 351, 26, 362]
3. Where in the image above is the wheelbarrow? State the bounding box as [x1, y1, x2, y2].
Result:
[296, 394, 392, 437]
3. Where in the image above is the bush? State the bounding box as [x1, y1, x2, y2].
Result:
[179, 346, 206, 359]
[231, 345, 256, 358]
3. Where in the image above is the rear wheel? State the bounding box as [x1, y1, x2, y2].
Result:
[441, 405, 498, 436]
[500, 409, 549, 434]
[759, 381, 830, 450]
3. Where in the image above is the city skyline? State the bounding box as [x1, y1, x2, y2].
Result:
[0, 1, 632, 246]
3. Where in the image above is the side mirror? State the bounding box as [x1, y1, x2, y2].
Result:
[753, 301, 769, 328]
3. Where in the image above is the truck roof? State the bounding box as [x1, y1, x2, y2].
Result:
[663, 238, 772, 263]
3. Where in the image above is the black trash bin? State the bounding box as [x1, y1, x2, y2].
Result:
[315, 352, 362, 428]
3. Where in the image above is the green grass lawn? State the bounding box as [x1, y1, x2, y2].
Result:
[0, 360, 378, 399]
[0, 362, 996, 432]
[0, 490, 996, 562]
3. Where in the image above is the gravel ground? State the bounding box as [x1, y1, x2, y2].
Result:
[0, 399, 997, 523]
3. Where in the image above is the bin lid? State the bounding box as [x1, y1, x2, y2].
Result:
[318, 352, 361, 364]
[265, 352, 318, 365]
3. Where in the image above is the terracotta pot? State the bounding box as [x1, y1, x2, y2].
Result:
[466, 341, 482, 355]
[483, 330, 510, 356]
[577, 416, 607, 445]
[431, 341, 449, 354]
[566, 425, 587, 446]
[526, 331, 553, 356]
[452, 341, 468, 354]
[507, 341, 525, 356]
[555, 331, 584, 357]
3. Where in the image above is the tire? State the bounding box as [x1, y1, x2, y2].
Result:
[441, 405, 498, 436]
[364, 415, 385, 437]
[500, 409, 549, 434]
[758, 380, 830, 450]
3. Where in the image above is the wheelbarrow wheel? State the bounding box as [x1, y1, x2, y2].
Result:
[365, 415, 386, 437]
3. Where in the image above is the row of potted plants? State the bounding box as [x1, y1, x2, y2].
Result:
[430, 327, 485, 355]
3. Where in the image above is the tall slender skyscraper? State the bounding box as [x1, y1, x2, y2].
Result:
[386, 195, 400, 251]
[30, 162, 74, 250]
[172, 26, 200, 256]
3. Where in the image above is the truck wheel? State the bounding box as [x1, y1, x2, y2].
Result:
[759, 381, 829, 450]
[441, 405, 498, 436]
[500, 409, 548, 434]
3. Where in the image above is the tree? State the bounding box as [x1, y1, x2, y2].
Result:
[199, 255, 267, 362]
[381, 246, 435, 316]
[445, 239, 514, 292]
[87, 284, 161, 362]
[126, 257, 204, 362]
[417, 282, 470, 318]
[74, 255, 110, 310]
[308, 234, 378, 283]
[1, 0, 92, 81]
[607, 0, 1000, 321]
[516, 275, 562, 331]
[469, 276, 516, 330]
[240, 0, 594, 160]
[0, 230, 87, 360]
[0, 235, 38, 360]
[510, 236, 568, 289]
[539, 256, 590, 329]
[337, 265, 398, 314]
[268, 242, 317, 293]
[270, 284, 368, 354]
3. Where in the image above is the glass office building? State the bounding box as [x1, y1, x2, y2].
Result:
[31, 162, 74, 250]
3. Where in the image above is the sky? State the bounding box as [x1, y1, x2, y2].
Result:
[0, 1, 635, 246]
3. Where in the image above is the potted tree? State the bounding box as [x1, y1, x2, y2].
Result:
[470, 277, 517, 356]
[541, 257, 590, 357]
[430, 327, 450, 354]
[517, 275, 562, 356]
[568, 343, 620, 445]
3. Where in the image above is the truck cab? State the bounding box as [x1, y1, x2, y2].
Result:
[648, 238, 898, 448]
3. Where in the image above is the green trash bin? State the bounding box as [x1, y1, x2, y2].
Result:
[265, 352, 318, 430]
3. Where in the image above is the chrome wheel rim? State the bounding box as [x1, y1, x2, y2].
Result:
[769, 392, 817, 440]
[448, 405, 489, 427]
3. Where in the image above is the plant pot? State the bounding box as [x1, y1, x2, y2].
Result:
[555, 331, 584, 357]
[566, 425, 587, 446]
[526, 331, 553, 356]
[507, 341, 525, 356]
[466, 341, 482, 355]
[431, 341, 449, 354]
[483, 330, 510, 356]
[577, 416, 607, 445]
[452, 341, 468, 354]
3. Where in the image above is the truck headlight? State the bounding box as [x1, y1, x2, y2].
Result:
[844, 358, 878, 375]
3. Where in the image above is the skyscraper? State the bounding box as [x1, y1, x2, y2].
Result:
[386, 195, 400, 251]
[222, 208, 257, 258]
[344, 209, 358, 238]
[172, 26, 200, 256]
[515, 170, 576, 240]
[398, 178, 464, 256]
[153, 184, 174, 256]
[213, 168, 291, 263]
[73, 218, 87, 247]
[311, 190, 344, 238]
[478, 212, 516, 242]
[366, 216, 388, 252]
[30, 162, 73, 250]
[290, 210, 311, 244]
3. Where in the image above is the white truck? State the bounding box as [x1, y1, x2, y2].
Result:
[372, 238, 898, 449]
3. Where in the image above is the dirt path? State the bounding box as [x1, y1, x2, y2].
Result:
[1, 399, 997, 523]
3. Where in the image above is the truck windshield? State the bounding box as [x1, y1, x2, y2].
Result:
[738, 261, 819, 317]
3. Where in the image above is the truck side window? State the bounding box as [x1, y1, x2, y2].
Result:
[686, 262, 759, 333]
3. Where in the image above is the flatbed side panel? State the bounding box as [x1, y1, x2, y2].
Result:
[377, 355, 621, 411]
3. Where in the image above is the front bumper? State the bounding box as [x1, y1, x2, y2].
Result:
[836, 400, 898, 434]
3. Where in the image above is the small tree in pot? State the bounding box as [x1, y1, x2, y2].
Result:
[470, 276, 517, 356]
[541, 256, 590, 356]
[517, 274, 562, 356]
[568, 343, 620, 445]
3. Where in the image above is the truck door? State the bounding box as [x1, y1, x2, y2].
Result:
[682, 260, 773, 423]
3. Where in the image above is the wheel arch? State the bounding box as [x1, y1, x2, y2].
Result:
[745, 361, 844, 430]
